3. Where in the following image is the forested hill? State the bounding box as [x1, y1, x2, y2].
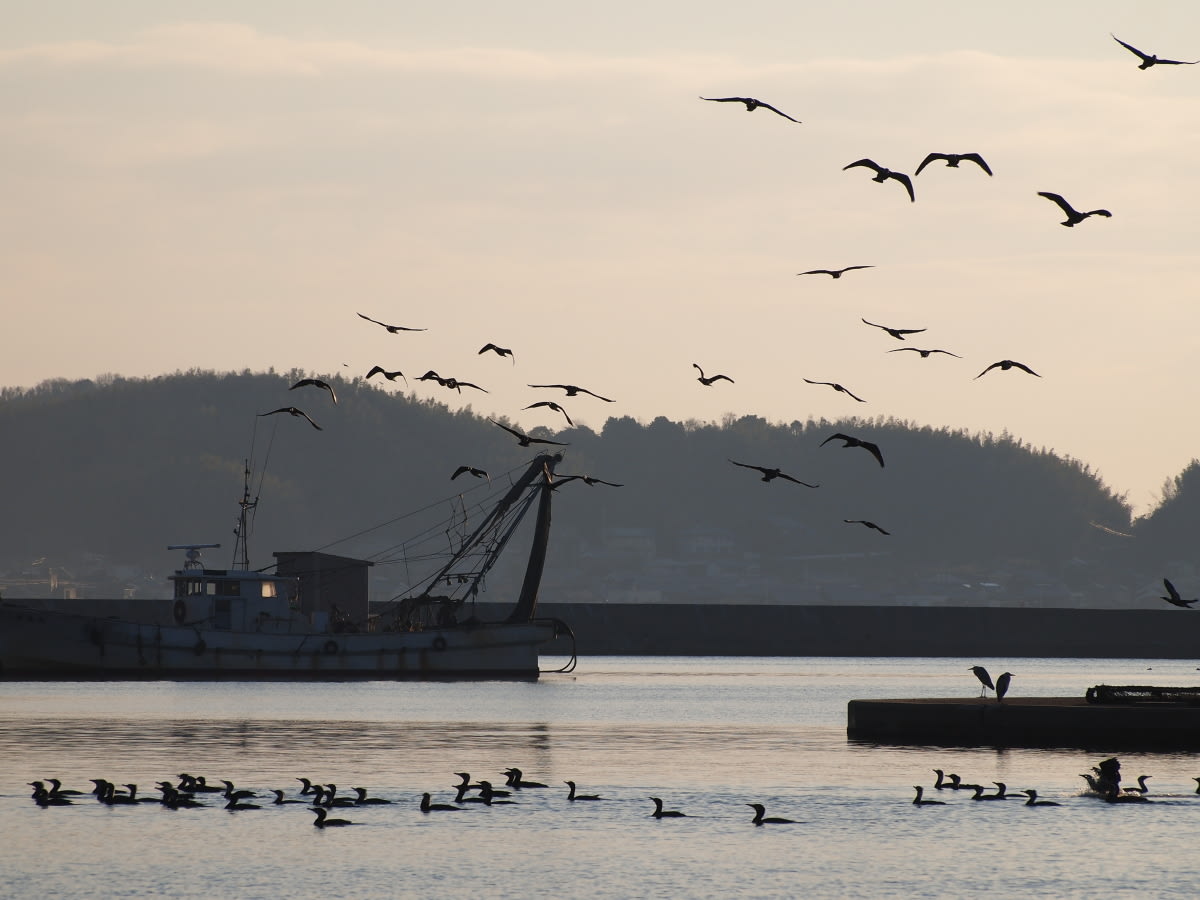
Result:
[0, 371, 1192, 597]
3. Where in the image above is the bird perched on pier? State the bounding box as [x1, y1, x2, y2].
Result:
[798, 265, 873, 279]
[479, 343, 515, 363]
[699, 95, 800, 123]
[729, 460, 818, 488]
[970, 665, 994, 697]
[747, 803, 796, 825]
[357, 312, 426, 332]
[975, 359, 1040, 379]
[844, 159, 915, 202]
[490, 420, 568, 447]
[1160, 578, 1197, 608]
[1111, 34, 1198, 69]
[289, 378, 337, 404]
[804, 379, 865, 403]
[844, 519, 890, 535]
[1037, 191, 1112, 227]
[524, 401, 573, 426]
[527, 384, 614, 402]
[693, 363, 734, 386]
[820, 432, 885, 467]
[995, 671, 1013, 702]
[862, 318, 926, 341]
[258, 407, 322, 430]
[914, 152, 993, 176]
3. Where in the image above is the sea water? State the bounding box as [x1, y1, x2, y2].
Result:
[3, 657, 1199, 899]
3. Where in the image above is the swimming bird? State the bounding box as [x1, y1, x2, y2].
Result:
[888, 347, 961, 359]
[1037, 191, 1112, 227]
[844, 159, 915, 202]
[1160, 578, 1198, 608]
[352, 787, 392, 805]
[224, 792, 262, 811]
[453, 773, 509, 796]
[289, 378, 337, 404]
[1104, 787, 1152, 804]
[524, 401, 573, 426]
[699, 95, 800, 123]
[995, 671, 1013, 702]
[420, 792, 461, 812]
[914, 152, 993, 177]
[479, 343, 515, 362]
[820, 432, 884, 467]
[365, 366, 408, 386]
[565, 781, 604, 801]
[970, 665, 994, 697]
[311, 806, 355, 827]
[844, 519, 890, 535]
[803, 379, 865, 402]
[490, 419, 568, 447]
[747, 803, 797, 824]
[552, 474, 624, 489]
[1020, 789, 1060, 807]
[45, 778, 84, 797]
[357, 312, 426, 332]
[975, 360, 1040, 379]
[296, 777, 318, 795]
[945, 773, 983, 792]
[1122, 775, 1152, 795]
[269, 789, 306, 805]
[649, 797, 687, 818]
[477, 781, 515, 806]
[527, 384, 614, 402]
[504, 768, 548, 789]
[258, 407, 322, 430]
[862, 318, 926, 341]
[729, 459, 819, 488]
[971, 783, 1010, 801]
[798, 265, 873, 279]
[1111, 34, 1199, 69]
[932, 769, 949, 790]
[912, 786, 946, 806]
[451, 465, 489, 482]
[693, 363, 734, 386]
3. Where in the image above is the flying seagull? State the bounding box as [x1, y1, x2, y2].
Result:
[418, 371, 487, 393]
[699, 96, 800, 123]
[479, 343, 515, 363]
[289, 378, 337, 404]
[843, 159, 915, 202]
[490, 419, 568, 447]
[820, 432, 884, 467]
[1160, 578, 1198, 608]
[365, 366, 408, 386]
[1111, 34, 1199, 69]
[798, 265, 874, 279]
[862, 318, 926, 341]
[451, 466, 489, 482]
[804, 379, 865, 402]
[844, 519, 890, 535]
[527, 384, 614, 402]
[888, 347, 961, 359]
[552, 474, 624, 489]
[524, 401, 573, 426]
[914, 152, 993, 176]
[1037, 192, 1112, 227]
[728, 460, 818, 488]
[975, 360, 1040, 379]
[356, 312, 426, 333]
[258, 407, 322, 430]
[693, 363, 734, 386]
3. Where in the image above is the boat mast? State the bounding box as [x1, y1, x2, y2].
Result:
[231, 459, 257, 571]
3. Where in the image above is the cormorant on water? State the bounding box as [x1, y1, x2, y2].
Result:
[969, 665, 994, 697]
[311, 806, 355, 827]
[565, 781, 604, 801]
[504, 768, 548, 789]
[747, 803, 797, 824]
[1020, 789, 1060, 807]
[1122, 775, 1152, 795]
[650, 797, 687, 818]
[420, 792, 461, 812]
[971, 782, 1012, 800]
[270, 790, 306, 805]
[352, 787, 392, 805]
[912, 786, 946, 806]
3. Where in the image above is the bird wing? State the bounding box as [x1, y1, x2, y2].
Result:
[932, 349, 963, 358]
[887, 347, 920, 353]
[712, 374, 735, 383]
[456, 381, 488, 392]
[528, 434, 568, 446]
[841, 265, 873, 273]
[728, 459, 765, 474]
[862, 441, 885, 467]
[451, 466, 470, 480]
[490, 419, 525, 439]
[579, 388, 614, 402]
[974, 362, 1003, 379]
[1086, 209, 1113, 218]
[1037, 191, 1078, 216]
[366, 366, 384, 379]
[357, 312, 385, 327]
[1010, 361, 1040, 376]
[699, 96, 751, 103]
[843, 158, 883, 173]
[962, 153, 993, 175]
[799, 269, 834, 276]
[778, 473, 818, 488]
[819, 433, 850, 446]
[914, 153, 947, 176]
[1111, 34, 1150, 62]
[887, 171, 916, 202]
[1155, 57, 1200, 65]
[894, 327, 927, 337]
[842, 386, 866, 402]
[479, 344, 497, 354]
[861, 319, 884, 331]
[804, 378, 833, 388]
[754, 101, 800, 123]
[1164, 578, 1182, 601]
[292, 409, 322, 430]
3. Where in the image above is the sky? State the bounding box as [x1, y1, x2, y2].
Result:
[4, 2, 1199, 515]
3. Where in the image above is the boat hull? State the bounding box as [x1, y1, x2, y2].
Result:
[0, 605, 560, 679]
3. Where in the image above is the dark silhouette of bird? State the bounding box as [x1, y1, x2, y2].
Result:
[357, 312, 426, 332]
[1037, 192, 1112, 227]
[258, 407, 322, 430]
[971, 783, 1011, 801]
[565, 781, 604, 801]
[699, 96, 800, 123]
[729, 459, 818, 488]
[418, 371, 487, 393]
[479, 343, 515, 363]
[1122, 775, 1152, 795]
[820, 432, 884, 467]
[504, 768, 548, 789]
[289, 378, 337, 404]
[311, 807, 355, 827]
[693, 363, 734, 386]
[995, 671, 1013, 702]
[912, 786, 945, 806]
[269, 789, 306, 805]
[975, 359, 1040, 379]
[843, 159, 915, 202]
[1111, 34, 1198, 69]
[747, 803, 796, 825]
[490, 419, 568, 447]
[914, 152, 993, 176]
[1160, 578, 1198, 608]
[970, 665, 994, 697]
[649, 797, 687, 818]
[1020, 789, 1060, 807]
[451, 465, 489, 482]
[552, 474, 623, 489]
[888, 347, 961, 359]
[844, 519, 890, 535]
[365, 366, 408, 386]
[352, 787, 392, 805]
[862, 318, 926, 341]
[527, 384, 614, 402]
[804, 379, 865, 402]
[798, 265, 873, 279]
[420, 793, 460, 812]
[524, 401, 573, 426]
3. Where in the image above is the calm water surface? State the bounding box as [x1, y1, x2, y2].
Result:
[4, 656, 1200, 899]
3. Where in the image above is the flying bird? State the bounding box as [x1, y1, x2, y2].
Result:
[975, 360, 1040, 379]
[289, 378, 337, 404]
[862, 318, 926, 341]
[451, 466, 489, 482]
[257, 407, 322, 430]
[888, 347, 961, 359]
[1160, 578, 1198, 608]
[551, 474, 624, 489]
[479, 343, 515, 363]
[843, 159, 915, 202]
[1111, 34, 1199, 69]
[844, 519, 890, 535]
[418, 371, 487, 393]
[523, 401, 573, 426]
[798, 265, 874, 279]
[527, 384, 614, 402]
[490, 419, 568, 447]
[699, 96, 800, 123]
[728, 460, 818, 488]
[820, 432, 884, 467]
[914, 152, 993, 176]
[970, 665, 994, 697]
[693, 363, 734, 386]
[804, 379, 865, 402]
[356, 312, 426, 333]
[1037, 192, 1112, 227]
[365, 366, 408, 386]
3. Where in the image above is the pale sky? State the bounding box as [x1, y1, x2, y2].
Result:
[4, 2, 1198, 515]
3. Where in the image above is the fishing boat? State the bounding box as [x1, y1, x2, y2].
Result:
[0, 453, 574, 678]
